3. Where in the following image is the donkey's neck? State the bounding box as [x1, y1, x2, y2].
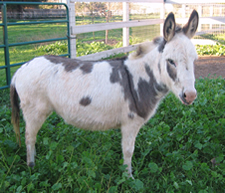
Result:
[124, 50, 168, 120]
[126, 48, 165, 90]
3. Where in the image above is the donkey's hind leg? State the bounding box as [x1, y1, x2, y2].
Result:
[23, 106, 51, 167]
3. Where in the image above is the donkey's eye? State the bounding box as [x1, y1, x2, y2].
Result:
[167, 59, 176, 67]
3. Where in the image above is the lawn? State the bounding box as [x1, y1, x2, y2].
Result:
[0, 76, 224, 192]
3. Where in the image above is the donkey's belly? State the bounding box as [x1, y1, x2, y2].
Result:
[62, 111, 122, 131]
[53, 101, 123, 131]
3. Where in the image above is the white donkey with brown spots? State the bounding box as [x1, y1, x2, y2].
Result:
[10, 10, 199, 178]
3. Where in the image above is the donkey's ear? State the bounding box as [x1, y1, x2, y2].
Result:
[183, 10, 199, 39]
[163, 12, 176, 42]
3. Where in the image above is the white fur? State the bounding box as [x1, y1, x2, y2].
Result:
[11, 11, 199, 178]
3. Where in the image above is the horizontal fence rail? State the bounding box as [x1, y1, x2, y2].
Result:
[0, 2, 70, 90]
[72, 19, 163, 34]
[67, 0, 165, 59]
[69, 0, 163, 2]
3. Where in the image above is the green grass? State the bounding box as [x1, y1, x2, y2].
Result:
[0, 76, 224, 192]
[196, 44, 225, 56]
[0, 23, 67, 45]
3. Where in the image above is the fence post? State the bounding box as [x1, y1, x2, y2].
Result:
[123, 2, 129, 47]
[182, 4, 186, 18]
[2, 4, 11, 86]
[210, 5, 213, 30]
[67, 0, 76, 58]
[198, 5, 202, 32]
[160, 1, 165, 36]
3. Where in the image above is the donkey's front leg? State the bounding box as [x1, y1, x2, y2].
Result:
[26, 129, 37, 167]
[121, 124, 141, 178]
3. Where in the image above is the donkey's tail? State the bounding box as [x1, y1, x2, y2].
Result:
[10, 84, 21, 147]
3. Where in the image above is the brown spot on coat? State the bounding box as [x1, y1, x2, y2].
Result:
[80, 63, 93, 74]
[109, 58, 168, 119]
[44, 55, 80, 72]
[167, 61, 177, 81]
[79, 96, 92, 106]
[128, 113, 134, 119]
[44, 55, 94, 73]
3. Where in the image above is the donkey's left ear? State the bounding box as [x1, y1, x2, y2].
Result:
[163, 12, 176, 42]
[183, 10, 199, 39]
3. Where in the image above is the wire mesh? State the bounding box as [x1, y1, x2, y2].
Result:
[5, 23, 67, 45]
[130, 24, 161, 44]
[0, 4, 69, 64]
[75, 2, 162, 54]
[129, 3, 161, 44]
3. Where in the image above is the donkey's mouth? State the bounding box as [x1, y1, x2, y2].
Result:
[179, 95, 192, 105]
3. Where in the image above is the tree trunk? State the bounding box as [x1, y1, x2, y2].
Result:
[91, 15, 95, 40]
[105, 30, 108, 44]
[17, 4, 23, 19]
[105, 3, 110, 44]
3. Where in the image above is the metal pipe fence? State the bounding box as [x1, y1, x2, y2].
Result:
[0, 1, 70, 90]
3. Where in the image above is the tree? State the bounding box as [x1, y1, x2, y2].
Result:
[76, 2, 107, 40]
[100, 2, 113, 44]
[1, 0, 47, 11]
[1, 0, 48, 19]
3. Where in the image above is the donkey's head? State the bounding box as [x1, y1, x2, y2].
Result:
[161, 10, 199, 105]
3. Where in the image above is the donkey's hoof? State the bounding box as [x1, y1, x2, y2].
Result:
[28, 162, 35, 168]
[128, 174, 134, 180]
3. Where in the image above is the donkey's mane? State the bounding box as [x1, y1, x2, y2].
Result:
[175, 25, 182, 33]
[128, 41, 156, 60]
[107, 55, 128, 61]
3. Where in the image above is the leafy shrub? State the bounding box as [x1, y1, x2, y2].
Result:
[36, 40, 225, 58]
[200, 33, 225, 45]
[196, 44, 225, 56]
[37, 41, 68, 55]
[76, 41, 113, 56]
[36, 41, 117, 57]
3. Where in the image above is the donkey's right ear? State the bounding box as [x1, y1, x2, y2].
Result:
[163, 12, 176, 42]
[183, 10, 199, 39]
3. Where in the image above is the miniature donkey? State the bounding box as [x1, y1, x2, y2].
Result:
[10, 10, 199, 178]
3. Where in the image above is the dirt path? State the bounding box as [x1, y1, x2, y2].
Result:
[195, 56, 225, 79]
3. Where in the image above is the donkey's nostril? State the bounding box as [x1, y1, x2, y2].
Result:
[183, 90, 197, 104]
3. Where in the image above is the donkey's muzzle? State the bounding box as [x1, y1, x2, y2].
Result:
[180, 90, 197, 105]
